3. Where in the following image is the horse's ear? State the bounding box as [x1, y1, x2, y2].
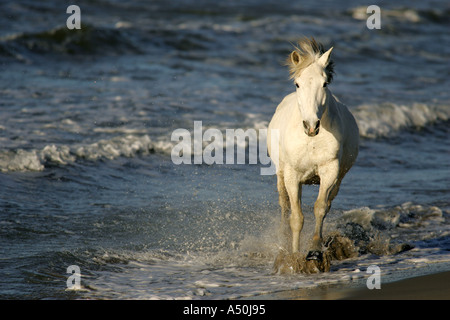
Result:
[318, 47, 333, 67]
[290, 51, 301, 65]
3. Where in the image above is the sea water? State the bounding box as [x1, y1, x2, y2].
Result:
[0, 0, 449, 299]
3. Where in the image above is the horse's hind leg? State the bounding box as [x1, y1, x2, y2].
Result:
[327, 176, 343, 208]
[277, 170, 291, 250]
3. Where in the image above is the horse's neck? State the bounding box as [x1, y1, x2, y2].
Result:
[323, 91, 337, 121]
[318, 91, 337, 130]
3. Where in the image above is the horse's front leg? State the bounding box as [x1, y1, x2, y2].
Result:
[276, 170, 291, 250]
[284, 166, 303, 253]
[307, 160, 339, 261]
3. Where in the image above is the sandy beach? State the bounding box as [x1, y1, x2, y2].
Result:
[338, 271, 450, 300]
[252, 270, 450, 300]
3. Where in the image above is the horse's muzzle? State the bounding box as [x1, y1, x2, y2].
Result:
[303, 120, 320, 137]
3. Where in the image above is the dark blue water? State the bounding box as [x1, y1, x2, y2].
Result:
[0, 0, 449, 299]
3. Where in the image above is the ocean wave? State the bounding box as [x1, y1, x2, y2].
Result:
[0, 135, 164, 173]
[0, 119, 271, 172]
[341, 203, 446, 231]
[0, 21, 216, 61]
[0, 102, 447, 172]
[0, 24, 140, 59]
[350, 6, 449, 24]
[341, 202, 449, 248]
[353, 102, 449, 139]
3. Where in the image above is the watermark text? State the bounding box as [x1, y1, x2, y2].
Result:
[66, 265, 81, 290]
[367, 5, 381, 29]
[66, 5, 81, 29]
[366, 265, 381, 289]
[171, 121, 278, 175]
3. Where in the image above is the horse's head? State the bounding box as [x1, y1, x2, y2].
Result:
[288, 38, 334, 137]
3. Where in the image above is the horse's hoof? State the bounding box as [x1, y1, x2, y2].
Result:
[306, 250, 323, 261]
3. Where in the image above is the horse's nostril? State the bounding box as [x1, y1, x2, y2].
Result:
[315, 120, 321, 130]
[303, 120, 308, 130]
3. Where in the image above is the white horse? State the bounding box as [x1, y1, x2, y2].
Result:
[267, 38, 359, 261]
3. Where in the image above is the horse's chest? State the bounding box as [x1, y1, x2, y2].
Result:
[285, 133, 339, 172]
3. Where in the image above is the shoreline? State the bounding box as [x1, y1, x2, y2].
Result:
[249, 270, 450, 300]
[337, 270, 450, 300]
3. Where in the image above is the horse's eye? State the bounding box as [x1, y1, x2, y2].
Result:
[295, 83, 299, 88]
[323, 82, 328, 88]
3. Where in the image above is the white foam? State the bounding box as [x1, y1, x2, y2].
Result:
[351, 6, 421, 23]
[0, 149, 44, 172]
[342, 202, 446, 230]
[0, 102, 447, 172]
[75, 135, 155, 160]
[0, 134, 160, 172]
[353, 102, 449, 138]
[341, 207, 375, 229]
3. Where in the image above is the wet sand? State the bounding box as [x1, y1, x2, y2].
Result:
[338, 271, 450, 300]
[250, 271, 450, 300]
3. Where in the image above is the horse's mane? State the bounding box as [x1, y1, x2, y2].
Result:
[287, 37, 334, 83]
